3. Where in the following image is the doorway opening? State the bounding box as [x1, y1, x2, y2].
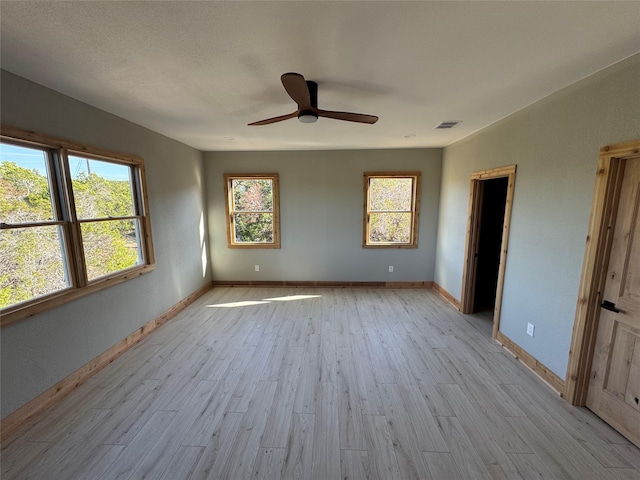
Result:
[460, 165, 516, 339]
[473, 177, 509, 313]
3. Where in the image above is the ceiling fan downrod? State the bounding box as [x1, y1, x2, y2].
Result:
[298, 81, 318, 123]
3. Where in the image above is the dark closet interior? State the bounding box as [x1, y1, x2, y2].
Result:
[473, 177, 509, 313]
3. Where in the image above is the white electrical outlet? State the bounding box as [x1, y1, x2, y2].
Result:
[388, 266, 394, 273]
[527, 323, 535, 337]
[254, 265, 260, 272]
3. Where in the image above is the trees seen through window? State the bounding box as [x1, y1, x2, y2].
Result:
[363, 172, 421, 247]
[224, 174, 280, 248]
[0, 128, 154, 326]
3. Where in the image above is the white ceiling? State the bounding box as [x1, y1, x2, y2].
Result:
[1, 1, 639, 152]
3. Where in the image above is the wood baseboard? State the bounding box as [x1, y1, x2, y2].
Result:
[432, 282, 461, 310]
[495, 331, 565, 395]
[212, 280, 433, 289]
[0, 282, 212, 444]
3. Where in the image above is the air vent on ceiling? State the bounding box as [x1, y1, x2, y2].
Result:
[435, 121, 460, 129]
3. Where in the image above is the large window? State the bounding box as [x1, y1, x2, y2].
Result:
[224, 173, 280, 248]
[363, 172, 421, 248]
[0, 127, 154, 326]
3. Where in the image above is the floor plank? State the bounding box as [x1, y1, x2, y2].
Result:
[97, 410, 177, 480]
[252, 447, 286, 480]
[362, 414, 403, 480]
[378, 383, 432, 478]
[281, 413, 315, 479]
[437, 415, 494, 480]
[423, 451, 461, 479]
[341, 449, 372, 480]
[158, 446, 204, 480]
[311, 381, 341, 480]
[507, 452, 557, 480]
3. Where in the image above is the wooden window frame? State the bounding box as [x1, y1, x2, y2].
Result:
[224, 173, 280, 249]
[1, 126, 155, 327]
[363, 171, 421, 248]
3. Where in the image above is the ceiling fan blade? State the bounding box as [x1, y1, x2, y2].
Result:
[281, 72, 311, 109]
[248, 111, 299, 126]
[316, 109, 378, 124]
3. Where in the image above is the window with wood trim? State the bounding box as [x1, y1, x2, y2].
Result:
[224, 173, 280, 248]
[0, 127, 155, 326]
[363, 172, 421, 248]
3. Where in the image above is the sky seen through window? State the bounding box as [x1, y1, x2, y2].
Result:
[0, 143, 130, 181]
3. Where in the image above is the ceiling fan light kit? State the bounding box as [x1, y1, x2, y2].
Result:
[249, 72, 378, 126]
[298, 111, 318, 123]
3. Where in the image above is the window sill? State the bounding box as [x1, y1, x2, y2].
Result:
[362, 243, 418, 249]
[227, 243, 281, 249]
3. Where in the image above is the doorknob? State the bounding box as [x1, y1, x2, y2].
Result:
[601, 300, 621, 313]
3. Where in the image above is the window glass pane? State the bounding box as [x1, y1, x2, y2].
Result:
[369, 177, 413, 211]
[81, 219, 141, 281]
[1, 143, 56, 223]
[0, 225, 69, 308]
[69, 156, 134, 219]
[369, 212, 412, 243]
[234, 213, 273, 243]
[232, 179, 273, 212]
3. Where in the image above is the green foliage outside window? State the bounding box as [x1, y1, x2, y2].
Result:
[0, 225, 68, 308]
[231, 178, 274, 243]
[1, 154, 54, 222]
[80, 218, 139, 281]
[368, 177, 415, 244]
[1, 159, 139, 309]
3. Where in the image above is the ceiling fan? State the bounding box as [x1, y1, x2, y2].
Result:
[248, 72, 379, 126]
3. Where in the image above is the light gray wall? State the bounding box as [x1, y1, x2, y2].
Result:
[205, 149, 442, 283]
[1, 71, 211, 418]
[435, 53, 640, 378]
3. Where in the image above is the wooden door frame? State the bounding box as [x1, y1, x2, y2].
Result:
[565, 139, 640, 405]
[460, 165, 517, 339]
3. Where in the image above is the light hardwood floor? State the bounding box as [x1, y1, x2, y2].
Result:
[2, 287, 639, 480]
